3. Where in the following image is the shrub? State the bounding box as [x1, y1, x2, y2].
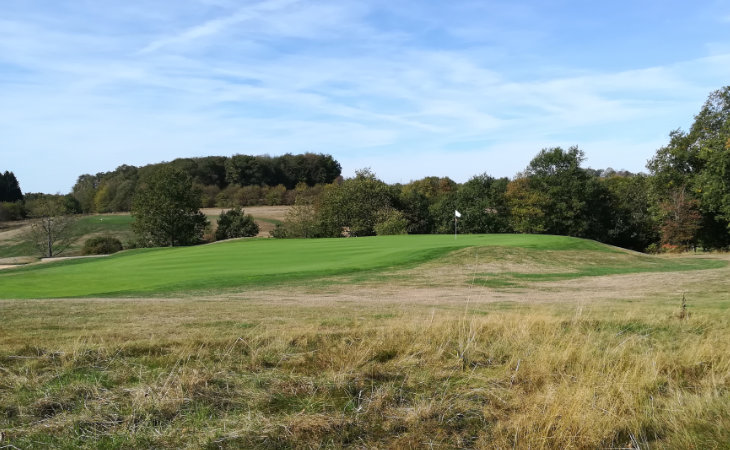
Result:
[0, 201, 25, 221]
[215, 207, 259, 240]
[82, 236, 123, 255]
[374, 208, 408, 235]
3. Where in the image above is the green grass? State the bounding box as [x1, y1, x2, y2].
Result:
[0, 234, 724, 299]
[254, 217, 282, 225]
[73, 214, 135, 233]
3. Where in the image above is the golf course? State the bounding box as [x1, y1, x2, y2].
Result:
[4, 233, 717, 299]
[1, 233, 729, 448]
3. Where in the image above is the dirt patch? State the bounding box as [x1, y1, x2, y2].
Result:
[201, 206, 291, 222]
[0, 256, 36, 265]
[0, 221, 31, 243]
[40, 255, 109, 264]
[255, 220, 277, 237]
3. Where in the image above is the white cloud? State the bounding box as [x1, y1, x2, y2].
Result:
[2, 1, 730, 192]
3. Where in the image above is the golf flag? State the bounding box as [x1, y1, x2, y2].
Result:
[455, 210, 462, 218]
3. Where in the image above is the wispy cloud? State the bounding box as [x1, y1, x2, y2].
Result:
[139, 0, 299, 54]
[2, 1, 730, 192]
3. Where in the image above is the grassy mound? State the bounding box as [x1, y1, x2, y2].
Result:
[0, 234, 723, 299]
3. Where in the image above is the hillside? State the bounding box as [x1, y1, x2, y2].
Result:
[0, 234, 723, 299]
[0, 207, 288, 262]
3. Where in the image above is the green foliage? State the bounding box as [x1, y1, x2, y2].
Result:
[505, 146, 616, 242]
[505, 177, 548, 234]
[70, 154, 341, 214]
[0, 201, 25, 221]
[82, 236, 123, 255]
[215, 207, 259, 240]
[374, 208, 408, 235]
[396, 189, 433, 234]
[600, 173, 658, 251]
[317, 169, 397, 237]
[72, 174, 98, 213]
[456, 174, 511, 233]
[523, 146, 601, 237]
[648, 86, 730, 249]
[401, 176, 457, 200]
[265, 184, 287, 205]
[272, 201, 320, 238]
[224, 153, 341, 189]
[131, 166, 209, 247]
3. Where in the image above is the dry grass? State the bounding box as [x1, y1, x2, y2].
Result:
[1, 252, 729, 448]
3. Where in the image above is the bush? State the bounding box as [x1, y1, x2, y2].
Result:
[215, 207, 259, 240]
[82, 236, 123, 255]
[0, 201, 25, 221]
[374, 208, 408, 235]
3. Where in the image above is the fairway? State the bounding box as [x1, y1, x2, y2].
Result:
[0, 234, 723, 299]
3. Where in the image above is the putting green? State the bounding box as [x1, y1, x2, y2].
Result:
[0, 234, 613, 299]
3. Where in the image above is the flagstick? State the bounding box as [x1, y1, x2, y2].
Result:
[454, 217, 457, 240]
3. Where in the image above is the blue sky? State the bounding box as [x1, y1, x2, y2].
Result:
[2, 1, 729, 193]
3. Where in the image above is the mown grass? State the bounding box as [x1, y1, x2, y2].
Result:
[1, 294, 728, 448]
[1, 234, 723, 299]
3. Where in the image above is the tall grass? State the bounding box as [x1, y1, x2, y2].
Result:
[1, 296, 728, 448]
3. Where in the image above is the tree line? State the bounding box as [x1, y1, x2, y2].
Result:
[274, 86, 730, 252]
[71, 153, 342, 213]
[3, 86, 730, 254]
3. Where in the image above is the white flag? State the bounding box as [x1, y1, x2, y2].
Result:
[455, 210, 462, 218]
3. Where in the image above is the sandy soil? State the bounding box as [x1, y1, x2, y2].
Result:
[0, 221, 31, 243]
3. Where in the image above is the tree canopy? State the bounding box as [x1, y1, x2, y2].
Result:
[131, 166, 209, 247]
[648, 86, 730, 249]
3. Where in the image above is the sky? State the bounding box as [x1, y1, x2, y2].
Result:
[2, 1, 730, 194]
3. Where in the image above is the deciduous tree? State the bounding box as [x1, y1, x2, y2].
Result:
[131, 167, 209, 247]
[317, 169, 396, 237]
[26, 197, 77, 257]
